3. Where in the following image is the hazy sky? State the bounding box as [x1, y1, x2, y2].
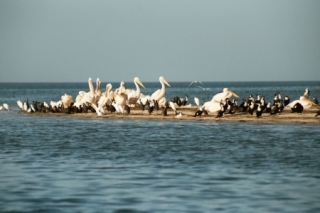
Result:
[1, 0, 319, 82]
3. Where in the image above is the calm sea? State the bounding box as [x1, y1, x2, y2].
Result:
[0, 81, 320, 213]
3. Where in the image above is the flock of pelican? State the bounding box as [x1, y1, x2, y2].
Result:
[13, 76, 172, 116]
[1, 78, 320, 118]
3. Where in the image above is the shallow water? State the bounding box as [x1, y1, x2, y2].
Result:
[0, 81, 320, 212]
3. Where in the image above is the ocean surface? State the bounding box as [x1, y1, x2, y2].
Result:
[0, 81, 320, 213]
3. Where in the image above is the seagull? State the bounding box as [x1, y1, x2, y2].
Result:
[175, 112, 182, 119]
[189, 81, 203, 87]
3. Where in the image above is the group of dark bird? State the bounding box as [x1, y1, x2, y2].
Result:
[193, 92, 319, 118]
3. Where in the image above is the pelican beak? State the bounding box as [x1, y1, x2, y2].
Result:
[163, 79, 171, 87]
[137, 79, 145, 89]
[231, 91, 239, 98]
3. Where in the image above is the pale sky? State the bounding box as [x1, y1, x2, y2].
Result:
[0, 0, 319, 82]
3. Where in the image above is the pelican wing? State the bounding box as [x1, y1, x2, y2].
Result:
[203, 101, 221, 113]
[194, 97, 200, 107]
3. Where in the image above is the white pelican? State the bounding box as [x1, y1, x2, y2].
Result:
[118, 81, 126, 94]
[286, 96, 317, 109]
[61, 94, 73, 108]
[202, 101, 222, 113]
[3, 103, 9, 110]
[99, 83, 114, 105]
[0, 106, 2, 111]
[112, 101, 124, 113]
[114, 89, 128, 109]
[80, 78, 97, 105]
[151, 76, 171, 101]
[17, 100, 23, 110]
[127, 77, 145, 101]
[95, 78, 101, 99]
[211, 88, 239, 103]
[97, 95, 109, 113]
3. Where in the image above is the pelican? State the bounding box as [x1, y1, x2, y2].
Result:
[211, 88, 239, 103]
[118, 81, 126, 94]
[80, 78, 96, 105]
[61, 94, 73, 108]
[202, 101, 222, 113]
[286, 96, 317, 109]
[100, 83, 114, 105]
[97, 95, 109, 113]
[114, 89, 128, 110]
[17, 100, 23, 110]
[127, 77, 145, 101]
[0, 106, 2, 111]
[112, 101, 123, 113]
[95, 78, 101, 99]
[3, 103, 9, 110]
[151, 76, 171, 101]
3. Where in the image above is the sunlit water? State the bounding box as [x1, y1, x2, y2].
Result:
[0, 81, 320, 213]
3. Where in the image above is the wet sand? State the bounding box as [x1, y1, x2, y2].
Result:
[30, 105, 320, 124]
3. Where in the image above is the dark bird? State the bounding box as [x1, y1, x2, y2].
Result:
[124, 105, 130, 114]
[264, 102, 271, 114]
[273, 92, 281, 105]
[193, 108, 203, 117]
[180, 95, 188, 106]
[313, 97, 319, 105]
[161, 106, 167, 116]
[315, 110, 320, 117]
[283, 96, 290, 106]
[138, 99, 145, 113]
[291, 102, 303, 114]
[147, 100, 154, 115]
[215, 102, 225, 118]
[107, 104, 116, 113]
[247, 102, 255, 115]
[82, 103, 88, 113]
[247, 95, 254, 105]
[278, 101, 284, 113]
[154, 100, 159, 114]
[270, 103, 280, 115]
[256, 104, 262, 118]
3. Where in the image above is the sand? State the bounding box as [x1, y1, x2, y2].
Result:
[29, 105, 320, 125]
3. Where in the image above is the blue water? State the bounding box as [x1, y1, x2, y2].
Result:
[0, 81, 320, 213]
